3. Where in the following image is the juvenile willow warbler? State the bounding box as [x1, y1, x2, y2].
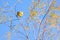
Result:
[17, 11, 23, 17]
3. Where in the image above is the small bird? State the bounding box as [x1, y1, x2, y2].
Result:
[16, 11, 23, 17]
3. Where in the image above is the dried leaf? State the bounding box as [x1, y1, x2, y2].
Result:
[7, 32, 11, 40]
[50, 23, 56, 28]
[51, 7, 60, 10]
[51, 13, 57, 18]
[55, 7, 60, 10]
[24, 26, 30, 31]
[3, 15, 6, 23]
[30, 10, 38, 18]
